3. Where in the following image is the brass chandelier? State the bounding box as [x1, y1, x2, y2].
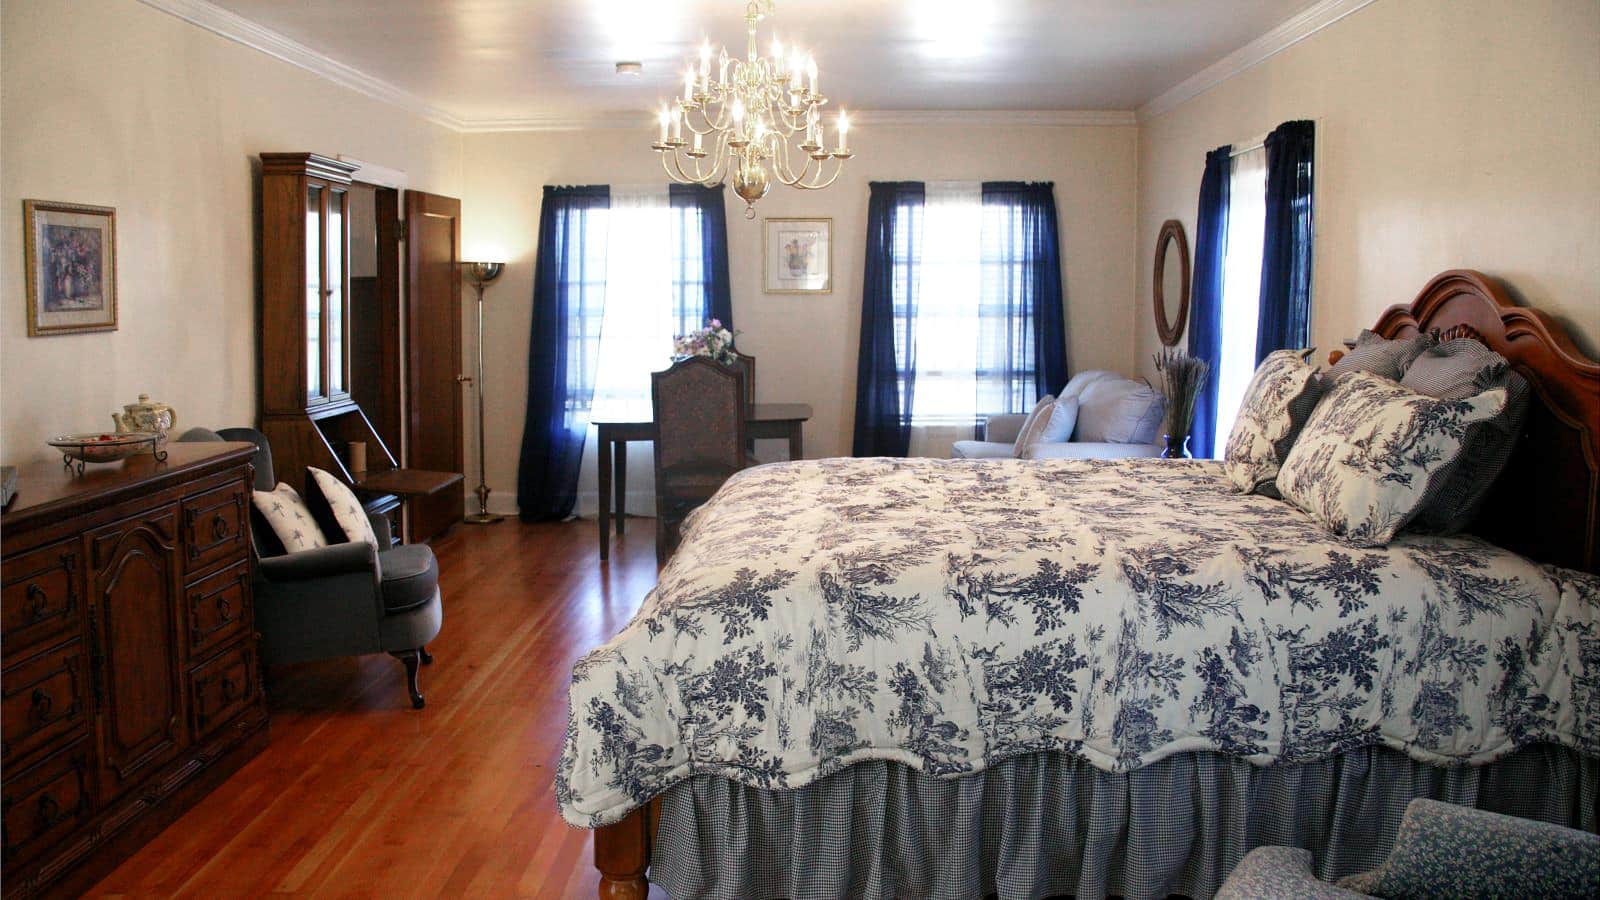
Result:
[652, 0, 854, 218]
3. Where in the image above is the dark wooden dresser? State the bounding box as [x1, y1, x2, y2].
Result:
[1, 442, 268, 898]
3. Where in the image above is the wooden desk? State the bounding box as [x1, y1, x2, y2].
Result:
[594, 402, 811, 560]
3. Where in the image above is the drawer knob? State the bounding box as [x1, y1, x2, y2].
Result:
[37, 793, 64, 830]
[25, 584, 49, 623]
[30, 689, 54, 722]
[217, 596, 233, 623]
[220, 675, 237, 702]
[211, 514, 231, 542]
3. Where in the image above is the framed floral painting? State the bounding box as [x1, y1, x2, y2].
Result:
[763, 217, 832, 294]
[24, 199, 118, 336]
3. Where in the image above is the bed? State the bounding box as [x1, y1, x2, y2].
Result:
[564, 270, 1600, 899]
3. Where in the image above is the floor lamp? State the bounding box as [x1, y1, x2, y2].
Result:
[461, 261, 505, 524]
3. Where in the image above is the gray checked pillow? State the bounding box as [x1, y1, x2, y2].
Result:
[250, 482, 328, 554]
[1276, 370, 1508, 546]
[1327, 329, 1435, 381]
[1401, 339, 1531, 534]
[1222, 349, 1324, 496]
[308, 466, 380, 549]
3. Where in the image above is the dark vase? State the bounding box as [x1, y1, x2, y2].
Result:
[1161, 433, 1192, 459]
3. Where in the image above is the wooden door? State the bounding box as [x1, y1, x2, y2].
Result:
[86, 506, 187, 802]
[404, 190, 465, 541]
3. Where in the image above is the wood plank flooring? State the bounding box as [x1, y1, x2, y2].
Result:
[88, 520, 669, 899]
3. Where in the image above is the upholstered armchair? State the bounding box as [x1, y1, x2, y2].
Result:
[951, 370, 1167, 460]
[1215, 798, 1600, 899]
[177, 427, 443, 709]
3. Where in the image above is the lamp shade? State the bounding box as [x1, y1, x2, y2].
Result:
[462, 261, 505, 285]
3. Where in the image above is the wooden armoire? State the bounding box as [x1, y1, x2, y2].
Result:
[256, 153, 463, 540]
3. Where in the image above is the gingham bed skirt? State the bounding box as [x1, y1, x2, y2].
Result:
[650, 744, 1598, 900]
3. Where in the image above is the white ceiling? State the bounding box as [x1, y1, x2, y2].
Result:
[202, 0, 1319, 124]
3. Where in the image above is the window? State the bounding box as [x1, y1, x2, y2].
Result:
[1212, 146, 1268, 447]
[897, 183, 1047, 428]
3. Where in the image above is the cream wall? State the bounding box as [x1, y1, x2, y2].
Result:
[461, 124, 1138, 513]
[1135, 0, 1600, 384]
[0, 0, 461, 463]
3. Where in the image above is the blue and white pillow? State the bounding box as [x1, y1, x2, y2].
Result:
[1222, 349, 1323, 496]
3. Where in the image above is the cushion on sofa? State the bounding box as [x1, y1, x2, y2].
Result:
[380, 544, 440, 613]
[306, 466, 380, 549]
[251, 483, 328, 554]
[1074, 377, 1165, 444]
[1015, 396, 1079, 457]
[1056, 370, 1120, 403]
[950, 441, 1018, 460]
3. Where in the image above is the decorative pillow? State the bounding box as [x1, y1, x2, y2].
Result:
[1275, 371, 1508, 547]
[307, 466, 380, 549]
[1074, 377, 1166, 444]
[1222, 349, 1323, 495]
[1327, 329, 1435, 381]
[250, 483, 328, 554]
[1401, 340, 1531, 534]
[1018, 397, 1080, 459]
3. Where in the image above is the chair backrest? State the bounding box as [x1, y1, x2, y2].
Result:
[730, 349, 756, 405]
[217, 427, 276, 490]
[652, 356, 748, 484]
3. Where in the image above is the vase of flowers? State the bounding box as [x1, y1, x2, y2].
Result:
[1153, 348, 1209, 459]
[673, 319, 741, 366]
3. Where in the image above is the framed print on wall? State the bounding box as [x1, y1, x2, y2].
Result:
[23, 199, 118, 336]
[763, 217, 832, 294]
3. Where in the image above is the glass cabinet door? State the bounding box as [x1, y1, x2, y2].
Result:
[326, 187, 347, 398]
[306, 184, 324, 402]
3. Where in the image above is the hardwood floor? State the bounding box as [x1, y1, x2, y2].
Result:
[88, 520, 670, 899]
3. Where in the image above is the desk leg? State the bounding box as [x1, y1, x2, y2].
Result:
[597, 431, 612, 561]
[787, 423, 804, 461]
[614, 442, 627, 535]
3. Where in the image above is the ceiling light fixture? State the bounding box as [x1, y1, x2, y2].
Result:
[652, 1, 854, 218]
[615, 61, 643, 76]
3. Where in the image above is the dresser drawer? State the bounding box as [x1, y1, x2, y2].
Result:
[185, 561, 251, 661]
[188, 640, 258, 741]
[182, 480, 250, 576]
[2, 539, 82, 660]
[2, 640, 89, 766]
[1, 737, 92, 866]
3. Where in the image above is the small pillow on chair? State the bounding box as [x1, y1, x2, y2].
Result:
[307, 467, 380, 549]
[1013, 395, 1079, 458]
[250, 483, 328, 554]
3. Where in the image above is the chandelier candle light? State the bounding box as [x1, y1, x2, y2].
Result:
[653, 0, 854, 218]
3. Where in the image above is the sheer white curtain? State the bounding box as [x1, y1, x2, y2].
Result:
[1213, 146, 1268, 450]
[575, 185, 674, 517]
[908, 182, 985, 458]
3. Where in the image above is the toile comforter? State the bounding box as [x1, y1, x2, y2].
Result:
[558, 457, 1600, 828]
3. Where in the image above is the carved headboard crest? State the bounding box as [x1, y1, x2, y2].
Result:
[1369, 270, 1600, 573]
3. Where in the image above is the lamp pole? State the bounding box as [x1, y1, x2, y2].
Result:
[461, 261, 505, 524]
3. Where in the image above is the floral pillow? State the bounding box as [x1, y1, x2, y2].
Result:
[1222, 349, 1323, 495]
[250, 482, 328, 554]
[1275, 371, 1508, 546]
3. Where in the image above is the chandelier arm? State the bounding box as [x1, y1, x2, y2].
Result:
[770, 139, 814, 186]
[794, 160, 846, 191]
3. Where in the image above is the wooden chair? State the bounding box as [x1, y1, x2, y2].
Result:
[730, 348, 756, 405]
[652, 357, 749, 566]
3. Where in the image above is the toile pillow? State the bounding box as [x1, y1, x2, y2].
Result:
[1222, 349, 1324, 495]
[250, 482, 328, 554]
[1327, 329, 1435, 381]
[1275, 371, 1508, 547]
[307, 466, 380, 549]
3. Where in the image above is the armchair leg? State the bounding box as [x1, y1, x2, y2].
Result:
[390, 649, 425, 709]
[419, 645, 434, 666]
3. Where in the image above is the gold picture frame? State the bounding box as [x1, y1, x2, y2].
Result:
[24, 199, 118, 336]
[763, 217, 832, 294]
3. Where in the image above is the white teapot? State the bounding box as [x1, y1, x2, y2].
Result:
[113, 393, 177, 437]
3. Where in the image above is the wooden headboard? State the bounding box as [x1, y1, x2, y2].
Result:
[1365, 270, 1600, 573]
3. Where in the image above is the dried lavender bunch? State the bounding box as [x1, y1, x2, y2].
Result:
[1153, 348, 1210, 437]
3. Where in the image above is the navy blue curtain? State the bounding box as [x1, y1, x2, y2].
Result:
[1256, 120, 1315, 360]
[1187, 147, 1232, 459]
[517, 185, 609, 521]
[852, 182, 924, 457]
[983, 182, 1068, 403]
[669, 183, 734, 331]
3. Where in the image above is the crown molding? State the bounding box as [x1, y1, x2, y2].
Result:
[461, 108, 1137, 134]
[1138, 0, 1380, 121]
[136, 0, 465, 131]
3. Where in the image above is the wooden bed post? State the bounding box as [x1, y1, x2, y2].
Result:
[594, 802, 652, 900]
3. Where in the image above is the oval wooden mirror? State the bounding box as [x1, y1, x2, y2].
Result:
[1153, 219, 1191, 347]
